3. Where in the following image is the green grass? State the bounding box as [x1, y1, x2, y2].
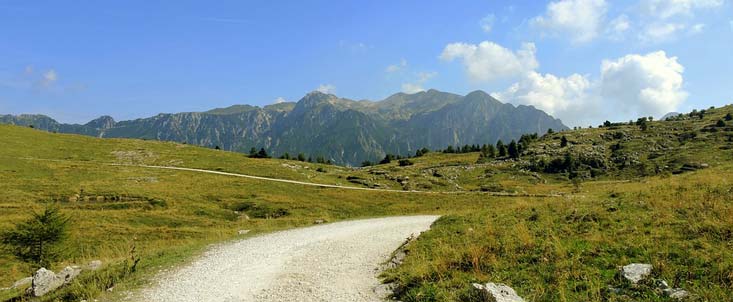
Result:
[1, 104, 732, 301]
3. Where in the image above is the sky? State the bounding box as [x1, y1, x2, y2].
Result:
[1, 0, 732, 126]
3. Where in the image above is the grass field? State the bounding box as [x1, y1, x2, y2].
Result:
[1, 105, 732, 301]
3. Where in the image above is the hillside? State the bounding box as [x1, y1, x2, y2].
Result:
[0, 90, 567, 166]
[1, 104, 732, 301]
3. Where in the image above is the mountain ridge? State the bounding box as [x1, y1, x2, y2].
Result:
[1, 89, 568, 165]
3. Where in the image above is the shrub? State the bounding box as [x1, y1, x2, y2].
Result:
[716, 119, 726, 127]
[1, 205, 70, 269]
[398, 159, 414, 166]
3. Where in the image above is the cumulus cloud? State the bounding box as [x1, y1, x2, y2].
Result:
[316, 84, 336, 94]
[495, 72, 592, 117]
[480, 14, 496, 33]
[641, 0, 723, 19]
[493, 50, 686, 126]
[401, 71, 437, 94]
[531, 0, 608, 43]
[600, 51, 687, 118]
[440, 41, 538, 82]
[386, 59, 407, 73]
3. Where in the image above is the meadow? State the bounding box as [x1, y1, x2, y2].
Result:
[1, 105, 732, 301]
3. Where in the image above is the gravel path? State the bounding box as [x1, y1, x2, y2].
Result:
[133, 216, 439, 302]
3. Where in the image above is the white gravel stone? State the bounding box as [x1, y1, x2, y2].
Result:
[132, 216, 439, 302]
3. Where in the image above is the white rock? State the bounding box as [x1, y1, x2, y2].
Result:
[237, 229, 251, 235]
[664, 288, 690, 299]
[56, 266, 82, 285]
[472, 282, 525, 302]
[621, 263, 653, 284]
[12, 277, 32, 288]
[32, 268, 64, 297]
[86, 260, 103, 271]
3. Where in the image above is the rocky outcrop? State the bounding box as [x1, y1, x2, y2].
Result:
[472, 282, 525, 302]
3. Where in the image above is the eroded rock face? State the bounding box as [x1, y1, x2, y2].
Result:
[621, 263, 652, 284]
[32, 268, 63, 297]
[472, 282, 525, 302]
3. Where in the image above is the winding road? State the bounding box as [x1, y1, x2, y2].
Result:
[132, 216, 439, 302]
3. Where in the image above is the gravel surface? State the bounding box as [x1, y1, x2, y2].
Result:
[133, 216, 439, 302]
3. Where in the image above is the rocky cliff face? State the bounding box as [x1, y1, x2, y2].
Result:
[1, 89, 568, 165]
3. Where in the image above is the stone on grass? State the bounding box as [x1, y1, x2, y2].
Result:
[56, 266, 81, 285]
[12, 277, 32, 289]
[621, 263, 652, 284]
[472, 283, 525, 302]
[86, 260, 103, 271]
[664, 288, 690, 300]
[238, 229, 251, 235]
[32, 268, 64, 297]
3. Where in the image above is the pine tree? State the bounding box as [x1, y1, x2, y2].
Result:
[725, 113, 733, 121]
[496, 140, 507, 157]
[1, 206, 70, 269]
[560, 136, 568, 147]
[249, 147, 257, 157]
[508, 140, 519, 159]
[297, 153, 306, 162]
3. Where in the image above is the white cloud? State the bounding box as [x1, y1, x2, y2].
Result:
[689, 23, 705, 34]
[401, 83, 425, 94]
[440, 41, 538, 82]
[639, 22, 687, 42]
[316, 84, 336, 94]
[600, 51, 687, 118]
[401, 71, 437, 94]
[273, 97, 287, 104]
[493, 50, 686, 126]
[494, 72, 597, 125]
[480, 14, 496, 33]
[386, 59, 407, 73]
[531, 0, 608, 43]
[607, 14, 631, 40]
[642, 0, 723, 19]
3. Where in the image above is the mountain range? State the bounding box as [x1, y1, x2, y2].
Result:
[1, 89, 568, 165]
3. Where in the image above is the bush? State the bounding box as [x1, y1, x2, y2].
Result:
[1, 205, 70, 269]
[398, 159, 414, 166]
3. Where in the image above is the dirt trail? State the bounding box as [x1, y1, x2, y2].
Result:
[132, 216, 439, 302]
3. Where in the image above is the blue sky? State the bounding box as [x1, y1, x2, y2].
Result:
[1, 0, 731, 126]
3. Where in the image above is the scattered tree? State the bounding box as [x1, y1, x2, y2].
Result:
[1, 206, 70, 269]
[560, 136, 568, 147]
[716, 119, 726, 127]
[725, 113, 732, 121]
[507, 140, 519, 159]
[496, 140, 507, 157]
[297, 153, 306, 162]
